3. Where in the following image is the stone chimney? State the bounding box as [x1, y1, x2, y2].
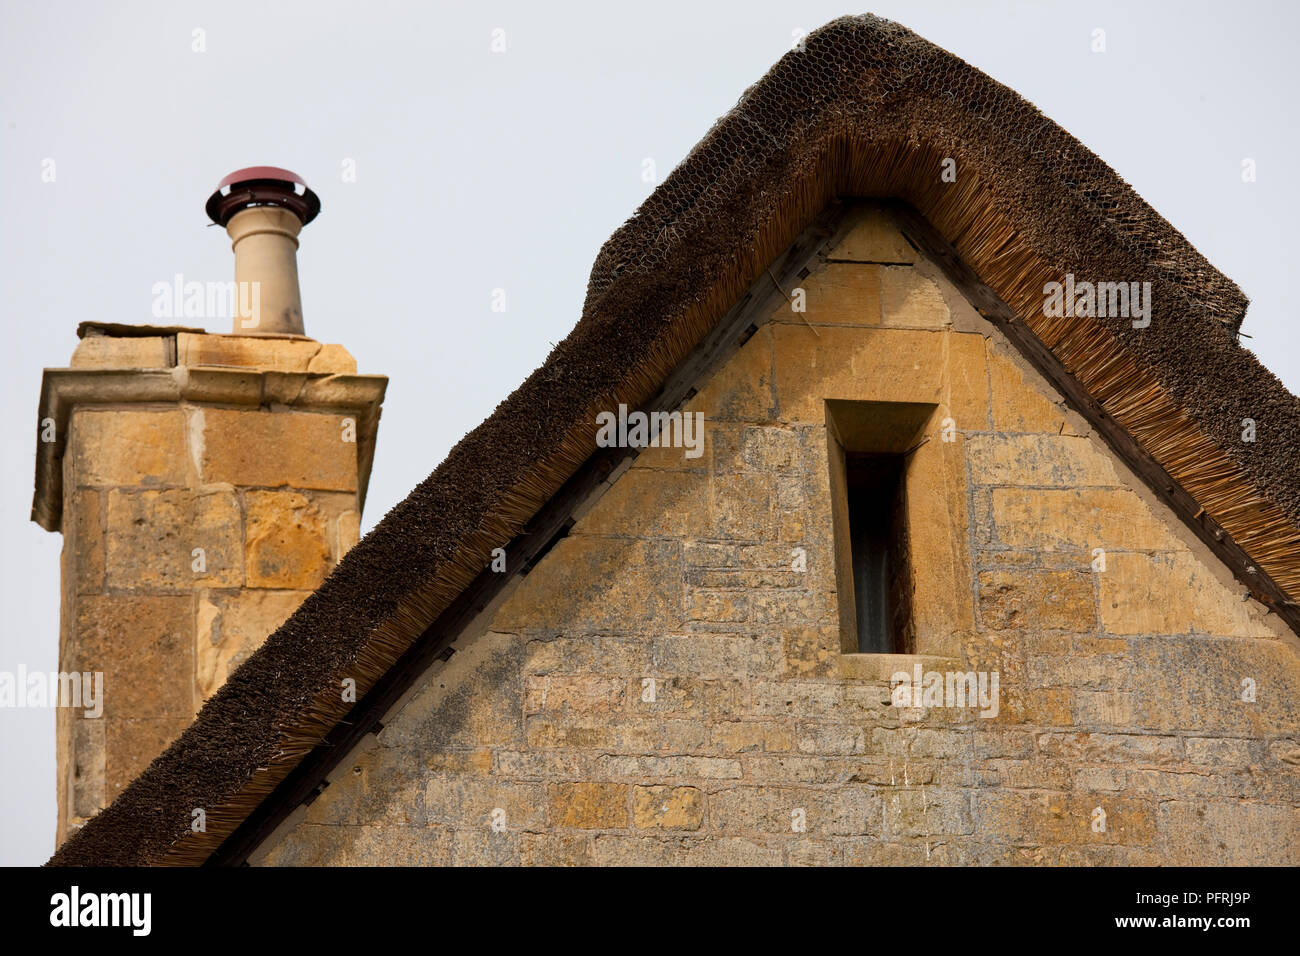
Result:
[33, 168, 387, 843]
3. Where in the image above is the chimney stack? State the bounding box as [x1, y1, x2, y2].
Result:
[205, 166, 321, 336]
[33, 167, 386, 844]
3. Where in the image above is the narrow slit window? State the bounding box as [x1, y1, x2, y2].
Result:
[845, 453, 914, 653]
[824, 399, 933, 656]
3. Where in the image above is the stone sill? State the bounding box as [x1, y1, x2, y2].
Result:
[840, 652, 962, 682]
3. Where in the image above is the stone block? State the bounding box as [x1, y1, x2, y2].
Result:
[523, 675, 625, 716]
[711, 721, 795, 754]
[106, 488, 242, 589]
[710, 785, 879, 836]
[492, 537, 682, 633]
[244, 490, 331, 589]
[844, 839, 963, 866]
[942, 330, 990, 429]
[740, 425, 802, 472]
[742, 755, 854, 784]
[1036, 731, 1183, 765]
[1123, 634, 1299, 735]
[336, 509, 361, 559]
[1184, 737, 1257, 767]
[524, 634, 652, 676]
[519, 832, 594, 866]
[992, 487, 1177, 553]
[74, 594, 193, 719]
[881, 787, 973, 838]
[1072, 767, 1126, 791]
[656, 633, 781, 677]
[70, 715, 105, 820]
[977, 569, 1097, 631]
[549, 782, 628, 829]
[70, 408, 187, 487]
[632, 786, 704, 830]
[794, 722, 868, 755]
[1098, 552, 1275, 638]
[782, 626, 838, 677]
[685, 589, 749, 623]
[748, 680, 843, 719]
[422, 749, 495, 776]
[829, 210, 918, 263]
[307, 344, 358, 373]
[419, 775, 547, 830]
[906, 436, 975, 654]
[628, 676, 740, 719]
[71, 335, 170, 369]
[980, 758, 1071, 789]
[305, 746, 431, 827]
[177, 333, 355, 373]
[774, 325, 943, 424]
[709, 472, 777, 540]
[692, 325, 775, 423]
[380, 632, 524, 751]
[1159, 800, 1299, 865]
[68, 490, 104, 594]
[987, 350, 1077, 434]
[966, 434, 1120, 487]
[198, 407, 357, 491]
[1072, 690, 1137, 728]
[576, 467, 708, 539]
[1019, 686, 1071, 723]
[880, 266, 950, 329]
[452, 830, 520, 866]
[526, 716, 708, 753]
[594, 755, 742, 780]
[259, 824, 451, 867]
[1027, 655, 1128, 690]
[749, 588, 834, 626]
[974, 791, 1156, 845]
[780, 262, 882, 327]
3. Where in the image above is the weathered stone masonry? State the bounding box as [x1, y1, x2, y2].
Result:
[260, 208, 1300, 866]
[43, 330, 385, 841]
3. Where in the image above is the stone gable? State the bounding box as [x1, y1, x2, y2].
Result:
[257, 208, 1300, 866]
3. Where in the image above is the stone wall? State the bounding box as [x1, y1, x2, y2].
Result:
[53, 331, 374, 840]
[259, 209, 1300, 866]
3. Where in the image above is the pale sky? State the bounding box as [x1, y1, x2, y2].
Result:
[1, 0, 1296, 866]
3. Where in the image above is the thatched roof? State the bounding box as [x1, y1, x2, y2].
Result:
[49, 14, 1300, 867]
